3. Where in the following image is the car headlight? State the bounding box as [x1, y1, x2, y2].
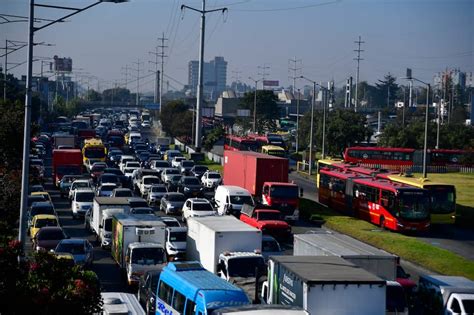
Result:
[36, 246, 45, 251]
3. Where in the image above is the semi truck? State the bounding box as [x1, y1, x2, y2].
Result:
[52, 149, 83, 187]
[261, 256, 386, 315]
[186, 216, 265, 302]
[418, 275, 474, 315]
[88, 197, 131, 248]
[223, 150, 300, 221]
[111, 214, 167, 285]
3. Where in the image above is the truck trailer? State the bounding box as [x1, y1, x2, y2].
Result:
[186, 216, 265, 302]
[111, 214, 167, 285]
[262, 255, 386, 315]
[223, 150, 300, 221]
[52, 149, 83, 187]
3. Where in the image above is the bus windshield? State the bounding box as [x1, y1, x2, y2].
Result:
[397, 190, 430, 221]
[429, 185, 456, 214]
[85, 148, 106, 158]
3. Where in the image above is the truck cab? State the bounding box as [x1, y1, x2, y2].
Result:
[240, 207, 292, 242]
[126, 242, 167, 286]
[217, 252, 266, 303]
[261, 182, 300, 222]
[214, 185, 255, 217]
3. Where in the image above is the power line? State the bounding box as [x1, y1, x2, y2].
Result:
[353, 35, 364, 112]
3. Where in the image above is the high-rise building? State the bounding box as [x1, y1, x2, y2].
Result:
[188, 56, 227, 99]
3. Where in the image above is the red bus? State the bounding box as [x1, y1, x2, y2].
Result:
[319, 168, 431, 232]
[247, 133, 287, 150]
[343, 147, 415, 169]
[430, 149, 474, 167]
[224, 135, 259, 152]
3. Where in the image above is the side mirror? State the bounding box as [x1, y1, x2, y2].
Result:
[300, 188, 304, 197]
[99, 224, 103, 229]
[125, 256, 130, 263]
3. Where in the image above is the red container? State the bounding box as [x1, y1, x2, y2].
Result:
[52, 149, 83, 185]
[223, 150, 288, 196]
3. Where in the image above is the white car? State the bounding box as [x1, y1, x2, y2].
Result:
[69, 179, 92, 200]
[171, 156, 186, 168]
[141, 120, 151, 129]
[123, 166, 139, 179]
[96, 183, 117, 197]
[161, 168, 180, 184]
[71, 188, 95, 219]
[119, 155, 136, 172]
[201, 171, 222, 189]
[125, 161, 141, 169]
[181, 198, 216, 222]
[139, 175, 161, 197]
[147, 184, 168, 205]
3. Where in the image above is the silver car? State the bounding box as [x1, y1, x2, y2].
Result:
[54, 238, 94, 267]
[147, 184, 168, 205]
[159, 192, 186, 215]
[161, 168, 180, 184]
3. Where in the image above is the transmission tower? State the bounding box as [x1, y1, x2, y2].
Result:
[354, 35, 364, 112]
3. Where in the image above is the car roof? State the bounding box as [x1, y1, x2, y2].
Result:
[75, 188, 94, 193]
[31, 201, 53, 207]
[187, 198, 210, 204]
[32, 214, 57, 220]
[57, 238, 87, 245]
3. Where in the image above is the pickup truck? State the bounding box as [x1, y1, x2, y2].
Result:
[239, 204, 292, 242]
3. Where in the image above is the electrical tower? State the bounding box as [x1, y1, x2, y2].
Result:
[288, 57, 302, 95]
[121, 65, 130, 89]
[131, 59, 143, 106]
[354, 35, 364, 112]
[258, 64, 270, 89]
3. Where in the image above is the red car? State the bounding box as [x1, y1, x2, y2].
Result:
[239, 204, 292, 242]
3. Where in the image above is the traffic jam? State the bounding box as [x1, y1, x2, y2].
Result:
[26, 109, 474, 315]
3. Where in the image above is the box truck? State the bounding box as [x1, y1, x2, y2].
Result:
[293, 230, 397, 281]
[53, 133, 76, 149]
[186, 216, 265, 302]
[223, 150, 300, 221]
[88, 197, 131, 248]
[262, 256, 386, 315]
[111, 214, 167, 285]
[52, 149, 83, 187]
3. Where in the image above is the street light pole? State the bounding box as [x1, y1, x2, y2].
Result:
[300, 76, 317, 175]
[249, 77, 260, 133]
[296, 89, 300, 153]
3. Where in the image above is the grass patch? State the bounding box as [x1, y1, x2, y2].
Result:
[415, 173, 474, 227]
[197, 158, 223, 173]
[299, 198, 474, 280]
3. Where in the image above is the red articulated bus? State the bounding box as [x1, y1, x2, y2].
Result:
[429, 149, 474, 167]
[247, 133, 287, 150]
[343, 147, 415, 170]
[224, 134, 259, 152]
[319, 168, 431, 232]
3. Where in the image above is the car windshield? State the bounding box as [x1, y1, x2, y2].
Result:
[182, 161, 194, 167]
[31, 206, 55, 217]
[36, 218, 58, 228]
[230, 195, 254, 205]
[169, 231, 186, 242]
[166, 169, 179, 175]
[208, 173, 221, 179]
[183, 177, 200, 185]
[129, 200, 148, 208]
[463, 300, 474, 313]
[144, 177, 160, 185]
[262, 239, 281, 252]
[167, 194, 185, 202]
[151, 186, 167, 193]
[101, 185, 115, 192]
[37, 229, 65, 240]
[194, 166, 207, 172]
[101, 175, 118, 183]
[163, 220, 180, 227]
[398, 190, 430, 221]
[56, 242, 85, 255]
[269, 186, 298, 199]
[227, 257, 265, 277]
[124, 169, 134, 174]
[91, 165, 106, 172]
[115, 190, 132, 197]
[193, 203, 213, 211]
[127, 162, 140, 168]
[76, 192, 95, 202]
[258, 211, 281, 220]
[73, 182, 90, 189]
[170, 175, 182, 183]
[131, 248, 165, 265]
[155, 161, 169, 168]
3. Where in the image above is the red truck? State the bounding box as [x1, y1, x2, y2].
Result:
[52, 149, 83, 187]
[223, 150, 300, 221]
[76, 129, 96, 148]
[240, 204, 292, 242]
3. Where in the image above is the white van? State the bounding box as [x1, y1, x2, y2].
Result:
[214, 185, 255, 216]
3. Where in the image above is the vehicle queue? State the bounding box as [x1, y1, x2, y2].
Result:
[26, 108, 474, 315]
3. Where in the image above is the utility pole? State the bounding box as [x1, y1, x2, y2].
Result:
[149, 46, 160, 104]
[296, 88, 300, 153]
[132, 59, 143, 106]
[121, 65, 130, 89]
[288, 57, 302, 95]
[157, 33, 168, 112]
[249, 77, 261, 133]
[181, 1, 227, 151]
[353, 35, 364, 112]
[258, 64, 270, 90]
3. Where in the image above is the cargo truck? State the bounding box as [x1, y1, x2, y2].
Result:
[111, 214, 167, 285]
[223, 150, 300, 221]
[418, 275, 474, 315]
[88, 197, 131, 248]
[186, 216, 266, 302]
[261, 256, 386, 315]
[52, 149, 83, 187]
[52, 133, 76, 149]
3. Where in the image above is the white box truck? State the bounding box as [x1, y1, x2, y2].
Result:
[89, 197, 130, 248]
[186, 216, 265, 302]
[262, 256, 386, 315]
[111, 214, 167, 286]
[293, 230, 397, 280]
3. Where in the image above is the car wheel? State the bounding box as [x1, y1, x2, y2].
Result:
[380, 217, 386, 230]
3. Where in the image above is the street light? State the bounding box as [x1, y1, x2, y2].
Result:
[300, 76, 316, 175]
[248, 77, 261, 133]
[405, 68, 430, 178]
[19, 0, 127, 249]
[300, 76, 328, 171]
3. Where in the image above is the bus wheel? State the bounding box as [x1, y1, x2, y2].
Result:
[379, 217, 385, 230]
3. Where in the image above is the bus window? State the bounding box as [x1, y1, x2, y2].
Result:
[184, 300, 196, 315]
[158, 281, 174, 305]
[381, 190, 396, 214]
[172, 290, 186, 313]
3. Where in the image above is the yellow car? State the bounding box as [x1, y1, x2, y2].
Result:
[29, 214, 59, 239]
[30, 191, 52, 203]
[54, 252, 76, 267]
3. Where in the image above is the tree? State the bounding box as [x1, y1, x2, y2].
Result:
[238, 90, 280, 133]
[102, 87, 131, 103]
[375, 73, 399, 108]
[203, 125, 224, 151]
[0, 241, 102, 314]
[85, 89, 101, 102]
[159, 100, 193, 140]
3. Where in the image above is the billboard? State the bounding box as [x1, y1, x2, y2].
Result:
[52, 55, 72, 72]
[263, 80, 279, 87]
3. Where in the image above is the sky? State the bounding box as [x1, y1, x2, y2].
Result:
[2, 0, 473, 93]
